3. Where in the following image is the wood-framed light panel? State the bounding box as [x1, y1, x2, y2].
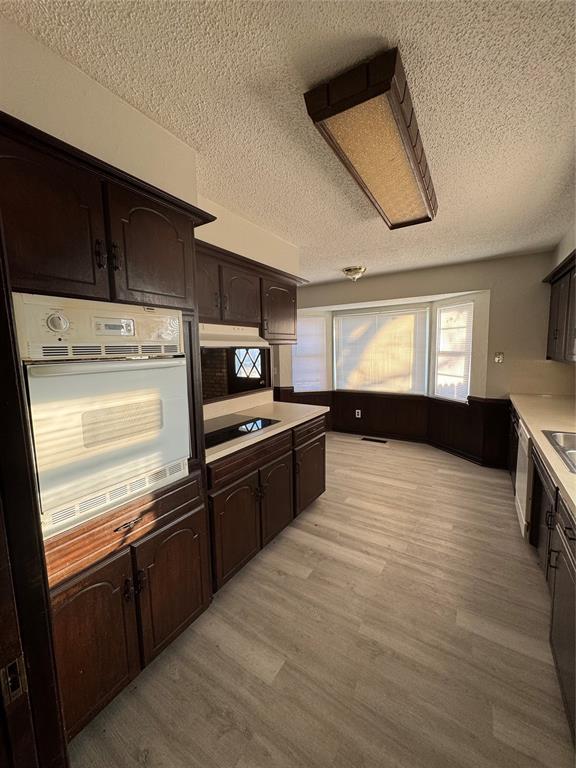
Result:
[304, 48, 437, 229]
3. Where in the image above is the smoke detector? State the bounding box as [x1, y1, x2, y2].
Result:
[342, 266, 367, 282]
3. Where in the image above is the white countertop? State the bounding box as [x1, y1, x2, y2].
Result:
[205, 401, 330, 463]
[510, 394, 576, 515]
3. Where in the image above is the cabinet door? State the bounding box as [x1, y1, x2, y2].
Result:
[295, 435, 326, 515]
[132, 507, 211, 665]
[564, 269, 576, 363]
[221, 264, 261, 324]
[262, 279, 297, 342]
[210, 471, 260, 588]
[0, 135, 109, 299]
[549, 531, 575, 741]
[50, 550, 140, 739]
[547, 273, 570, 361]
[196, 249, 222, 322]
[508, 411, 519, 492]
[260, 452, 293, 545]
[107, 183, 195, 309]
[530, 458, 556, 580]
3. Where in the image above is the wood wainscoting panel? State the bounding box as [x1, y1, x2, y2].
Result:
[275, 388, 509, 468]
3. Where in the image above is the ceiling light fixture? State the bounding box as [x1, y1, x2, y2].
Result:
[304, 48, 437, 229]
[342, 266, 367, 282]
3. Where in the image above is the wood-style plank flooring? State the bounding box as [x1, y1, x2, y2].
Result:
[70, 433, 574, 768]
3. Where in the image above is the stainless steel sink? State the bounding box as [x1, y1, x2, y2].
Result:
[544, 431, 576, 473]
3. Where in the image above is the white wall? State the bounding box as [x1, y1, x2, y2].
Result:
[0, 16, 300, 275]
[298, 251, 575, 399]
[197, 195, 299, 275]
[0, 16, 199, 205]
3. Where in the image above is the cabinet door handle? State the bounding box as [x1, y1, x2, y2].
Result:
[135, 569, 147, 595]
[295, 462, 300, 475]
[548, 549, 560, 570]
[263, 318, 269, 332]
[94, 239, 108, 269]
[111, 242, 122, 271]
[564, 525, 576, 542]
[223, 294, 229, 312]
[123, 578, 134, 602]
[545, 510, 555, 530]
[214, 292, 221, 309]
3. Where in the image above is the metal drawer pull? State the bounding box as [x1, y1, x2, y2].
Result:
[113, 518, 139, 533]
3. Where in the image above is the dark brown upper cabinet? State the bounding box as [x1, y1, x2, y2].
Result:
[0, 134, 110, 300]
[0, 113, 214, 308]
[132, 507, 211, 665]
[262, 278, 297, 343]
[107, 183, 196, 309]
[194, 239, 304, 336]
[221, 264, 261, 324]
[545, 252, 575, 364]
[196, 247, 222, 321]
[565, 269, 576, 363]
[50, 549, 140, 739]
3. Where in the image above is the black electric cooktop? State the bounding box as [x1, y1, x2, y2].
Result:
[205, 417, 280, 449]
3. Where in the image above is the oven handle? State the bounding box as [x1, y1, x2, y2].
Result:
[27, 358, 186, 377]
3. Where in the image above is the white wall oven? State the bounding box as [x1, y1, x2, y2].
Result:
[13, 293, 191, 539]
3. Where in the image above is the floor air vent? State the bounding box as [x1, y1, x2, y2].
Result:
[361, 437, 388, 444]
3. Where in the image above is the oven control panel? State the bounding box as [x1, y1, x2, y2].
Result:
[12, 293, 184, 361]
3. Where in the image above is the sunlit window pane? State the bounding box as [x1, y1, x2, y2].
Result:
[234, 348, 262, 379]
[434, 303, 473, 401]
[292, 317, 328, 392]
[334, 309, 429, 394]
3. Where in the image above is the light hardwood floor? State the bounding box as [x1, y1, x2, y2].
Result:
[70, 432, 574, 768]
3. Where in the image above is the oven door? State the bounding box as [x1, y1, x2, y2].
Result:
[26, 358, 190, 537]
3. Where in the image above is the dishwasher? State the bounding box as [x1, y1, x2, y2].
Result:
[514, 418, 533, 538]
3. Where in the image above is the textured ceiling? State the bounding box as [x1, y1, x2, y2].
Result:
[1, 1, 574, 282]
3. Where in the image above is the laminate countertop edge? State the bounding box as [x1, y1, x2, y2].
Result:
[511, 394, 576, 517]
[205, 402, 330, 463]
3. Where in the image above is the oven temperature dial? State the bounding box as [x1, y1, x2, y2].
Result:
[46, 312, 70, 333]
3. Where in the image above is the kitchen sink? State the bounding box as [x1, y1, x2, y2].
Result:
[543, 431, 576, 473]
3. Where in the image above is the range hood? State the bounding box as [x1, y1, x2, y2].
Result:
[199, 323, 269, 348]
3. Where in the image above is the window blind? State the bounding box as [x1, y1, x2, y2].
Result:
[334, 308, 429, 394]
[292, 316, 328, 392]
[434, 303, 474, 401]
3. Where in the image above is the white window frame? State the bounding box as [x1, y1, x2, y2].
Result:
[429, 300, 474, 402]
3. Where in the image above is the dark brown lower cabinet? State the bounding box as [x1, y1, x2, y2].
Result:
[529, 451, 556, 579]
[132, 509, 211, 665]
[295, 435, 326, 515]
[549, 523, 576, 742]
[50, 549, 140, 739]
[51, 504, 211, 739]
[210, 472, 261, 588]
[260, 452, 293, 545]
